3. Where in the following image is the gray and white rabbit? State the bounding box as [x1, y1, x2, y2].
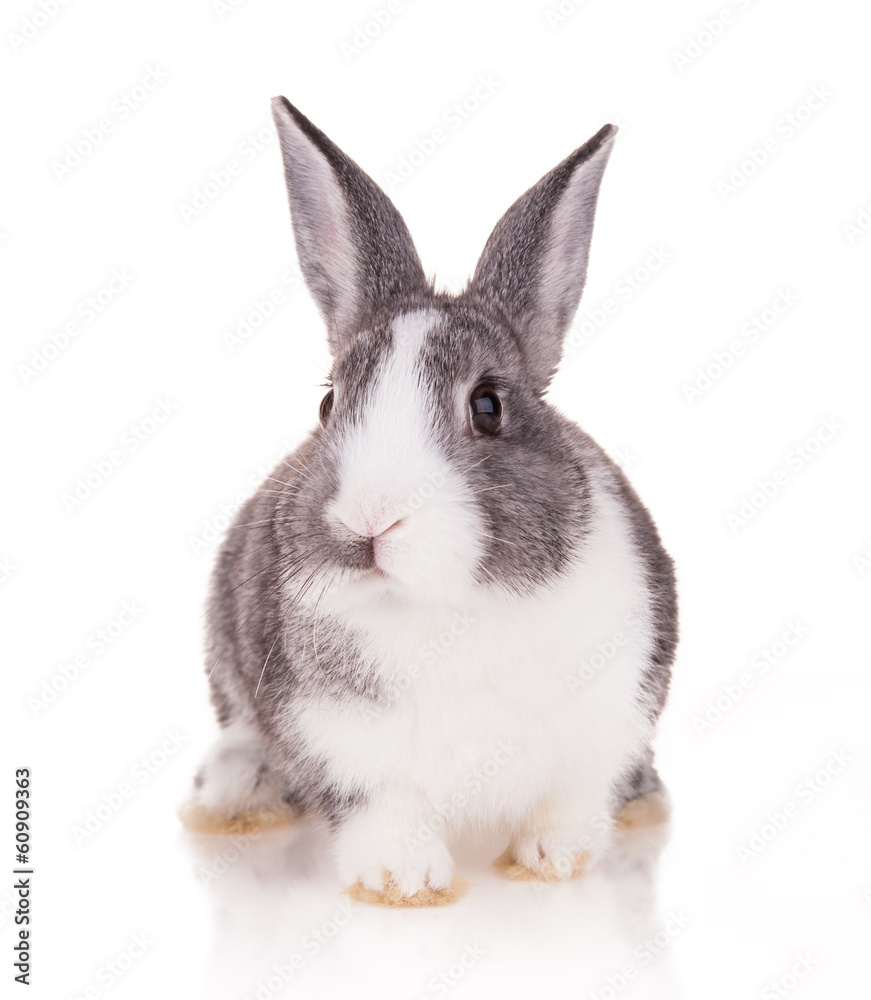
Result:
[182, 97, 678, 907]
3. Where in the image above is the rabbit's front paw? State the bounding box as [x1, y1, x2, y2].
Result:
[493, 829, 603, 882]
[614, 790, 671, 831]
[338, 819, 466, 907]
[180, 727, 298, 836]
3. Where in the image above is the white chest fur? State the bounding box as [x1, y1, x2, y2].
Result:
[285, 484, 656, 832]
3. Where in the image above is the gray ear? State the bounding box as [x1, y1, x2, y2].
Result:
[467, 124, 617, 393]
[270, 97, 428, 353]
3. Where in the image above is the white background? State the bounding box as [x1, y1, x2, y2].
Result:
[3, 0, 870, 997]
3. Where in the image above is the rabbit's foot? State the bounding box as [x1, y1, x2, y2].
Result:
[338, 815, 464, 907]
[181, 725, 298, 835]
[179, 800, 298, 836]
[345, 870, 469, 908]
[614, 790, 671, 831]
[493, 829, 602, 882]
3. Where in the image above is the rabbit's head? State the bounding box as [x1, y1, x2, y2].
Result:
[270, 98, 615, 607]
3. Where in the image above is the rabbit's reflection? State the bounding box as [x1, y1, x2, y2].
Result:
[183, 815, 682, 1000]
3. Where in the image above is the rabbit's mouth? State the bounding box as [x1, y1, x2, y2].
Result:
[358, 535, 388, 578]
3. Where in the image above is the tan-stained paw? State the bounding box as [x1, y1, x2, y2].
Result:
[491, 847, 596, 882]
[614, 791, 670, 831]
[344, 871, 469, 908]
[178, 801, 299, 836]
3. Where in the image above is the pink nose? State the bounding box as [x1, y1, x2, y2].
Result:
[364, 517, 402, 539]
[327, 494, 405, 541]
[331, 508, 403, 541]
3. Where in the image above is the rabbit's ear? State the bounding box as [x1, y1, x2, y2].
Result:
[468, 125, 617, 393]
[271, 97, 428, 353]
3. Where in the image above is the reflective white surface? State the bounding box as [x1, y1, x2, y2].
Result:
[184, 815, 682, 999]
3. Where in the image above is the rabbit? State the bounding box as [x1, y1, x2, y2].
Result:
[181, 96, 678, 907]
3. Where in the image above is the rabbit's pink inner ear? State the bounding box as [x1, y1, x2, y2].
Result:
[270, 97, 428, 354]
[272, 98, 363, 351]
[467, 125, 617, 394]
[536, 135, 615, 328]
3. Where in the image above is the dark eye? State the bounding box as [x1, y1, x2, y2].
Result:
[319, 389, 334, 426]
[468, 384, 502, 436]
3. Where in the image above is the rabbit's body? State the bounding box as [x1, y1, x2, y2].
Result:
[186, 100, 677, 904]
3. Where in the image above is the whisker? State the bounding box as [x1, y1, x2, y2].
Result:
[255, 565, 322, 698]
[253, 631, 284, 699]
[465, 483, 513, 496]
[478, 530, 521, 549]
[459, 454, 493, 475]
[206, 544, 325, 677]
[280, 457, 312, 476]
[309, 566, 335, 673]
[202, 558, 283, 618]
[207, 575, 288, 680]
[231, 515, 320, 527]
[212, 458, 307, 487]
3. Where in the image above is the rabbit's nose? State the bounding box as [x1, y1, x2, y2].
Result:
[325, 500, 403, 542]
[374, 521, 404, 543]
[359, 516, 403, 540]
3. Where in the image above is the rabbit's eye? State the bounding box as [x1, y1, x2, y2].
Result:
[319, 390, 334, 426]
[469, 385, 502, 436]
